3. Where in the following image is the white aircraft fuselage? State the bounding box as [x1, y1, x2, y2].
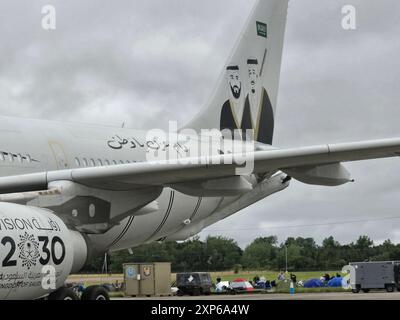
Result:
[0, 115, 288, 253]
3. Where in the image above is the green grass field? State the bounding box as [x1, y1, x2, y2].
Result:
[68, 271, 337, 292]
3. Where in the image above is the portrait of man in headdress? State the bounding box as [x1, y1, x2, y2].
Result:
[220, 65, 244, 138]
[220, 59, 275, 145]
[241, 58, 260, 140]
[243, 58, 275, 145]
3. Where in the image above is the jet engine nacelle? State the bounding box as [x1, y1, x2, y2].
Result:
[284, 163, 353, 187]
[0, 203, 89, 300]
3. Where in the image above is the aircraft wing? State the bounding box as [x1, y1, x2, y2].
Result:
[0, 137, 399, 193]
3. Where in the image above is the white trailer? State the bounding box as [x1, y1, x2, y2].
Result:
[349, 261, 400, 293]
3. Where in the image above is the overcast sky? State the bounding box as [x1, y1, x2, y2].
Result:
[1, 0, 400, 247]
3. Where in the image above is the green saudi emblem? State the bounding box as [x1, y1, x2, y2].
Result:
[256, 21, 267, 38]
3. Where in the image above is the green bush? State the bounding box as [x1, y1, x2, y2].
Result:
[233, 264, 242, 274]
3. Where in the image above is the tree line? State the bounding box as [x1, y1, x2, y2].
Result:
[82, 235, 400, 274]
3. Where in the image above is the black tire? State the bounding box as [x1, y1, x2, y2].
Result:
[81, 285, 110, 300]
[229, 289, 237, 295]
[48, 287, 79, 300]
[386, 285, 395, 293]
[362, 289, 370, 293]
[351, 288, 360, 294]
[192, 288, 201, 296]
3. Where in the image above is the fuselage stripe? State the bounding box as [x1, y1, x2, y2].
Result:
[189, 197, 202, 221]
[155, 191, 174, 234]
[146, 190, 175, 241]
[109, 216, 135, 247]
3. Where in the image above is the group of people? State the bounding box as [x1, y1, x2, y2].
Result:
[251, 276, 277, 290]
[214, 275, 278, 292]
[277, 271, 297, 283]
[320, 273, 342, 283]
[214, 271, 345, 293]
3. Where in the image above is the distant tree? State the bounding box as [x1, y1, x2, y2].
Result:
[173, 237, 207, 272]
[278, 237, 319, 271]
[109, 242, 175, 273]
[242, 236, 278, 270]
[76, 234, 400, 275]
[318, 236, 342, 270]
[81, 253, 106, 273]
[355, 235, 374, 249]
[203, 236, 242, 271]
[322, 236, 341, 248]
[351, 235, 374, 261]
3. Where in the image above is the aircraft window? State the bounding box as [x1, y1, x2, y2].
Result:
[120, 160, 124, 164]
[75, 158, 81, 167]
[26, 154, 32, 163]
[0, 153, 4, 161]
[97, 159, 103, 166]
[126, 160, 130, 164]
[17, 154, 22, 162]
[105, 159, 110, 166]
[112, 160, 117, 165]
[90, 159, 96, 167]
[83, 158, 88, 167]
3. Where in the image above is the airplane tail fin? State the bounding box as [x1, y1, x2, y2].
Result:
[185, 0, 289, 145]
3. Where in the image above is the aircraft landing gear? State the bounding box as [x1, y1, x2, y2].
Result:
[81, 285, 110, 300]
[48, 285, 110, 300]
[48, 287, 79, 300]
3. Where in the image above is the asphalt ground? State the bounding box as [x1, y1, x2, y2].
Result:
[119, 291, 400, 300]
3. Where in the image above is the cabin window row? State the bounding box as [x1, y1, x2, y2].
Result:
[74, 158, 134, 167]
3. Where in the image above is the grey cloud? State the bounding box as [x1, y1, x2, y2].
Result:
[200, 0, 400, 246]
[0, 0, 254, 126]
[1, 0, 400, 247]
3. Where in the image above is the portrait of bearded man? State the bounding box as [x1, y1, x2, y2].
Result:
[220, 60, 275, 145]
[243, 58, 275, 145]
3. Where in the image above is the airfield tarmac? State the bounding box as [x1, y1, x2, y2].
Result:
[120, 291, 400, 300]
[67, 275, 400, 300]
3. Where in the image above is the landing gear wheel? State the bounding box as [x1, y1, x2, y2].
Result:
[386, 285, 395, 293]
[48, 287, 78, 300]
[81, 285, 110, 300]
